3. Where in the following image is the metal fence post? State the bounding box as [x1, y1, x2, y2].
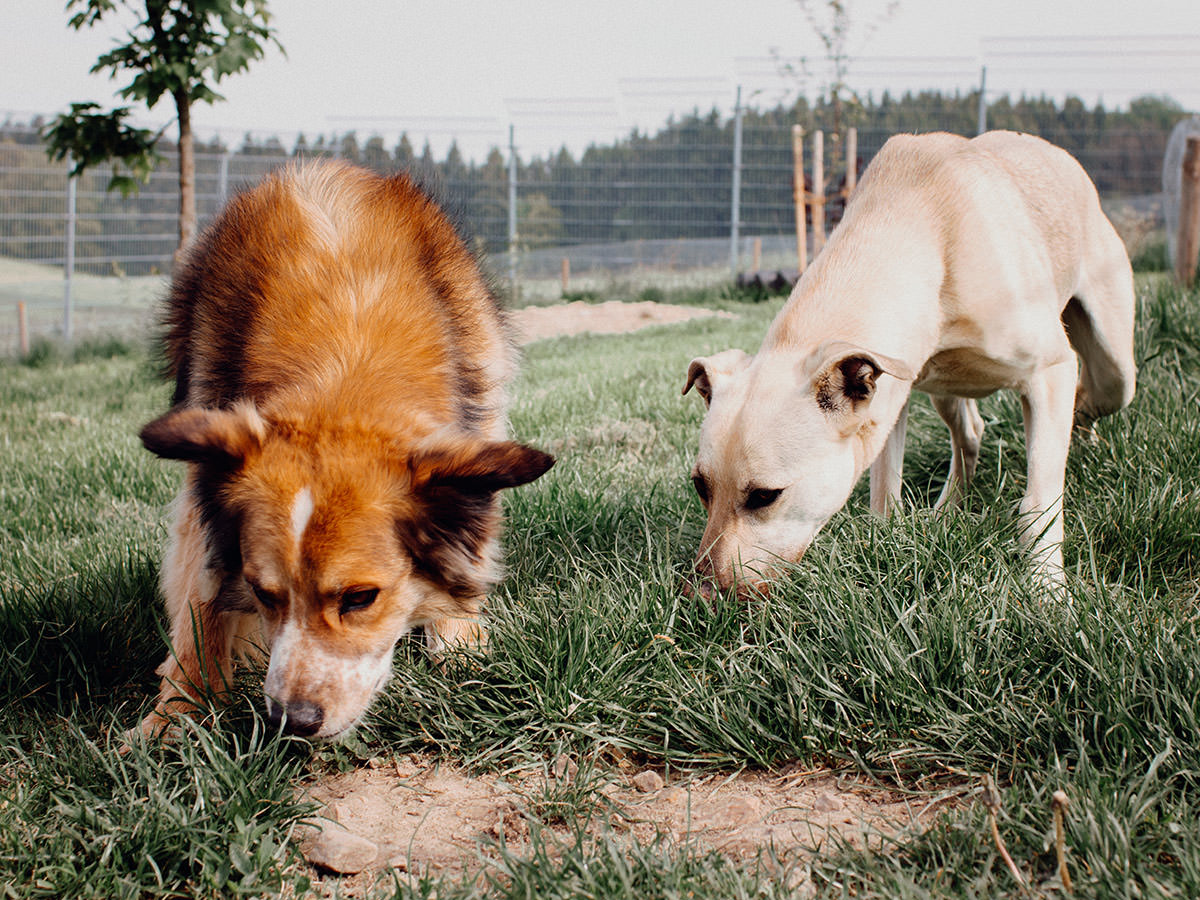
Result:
[729, 85, 744, 280]
[507, 124, 518, 299]
[218, 150, 230, 204]
[977, 66, 988, 135]
[64, 155, 76, 342]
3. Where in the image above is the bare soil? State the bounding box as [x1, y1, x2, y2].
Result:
[508, 299, 732, 344]
[299, 755, 954, 895]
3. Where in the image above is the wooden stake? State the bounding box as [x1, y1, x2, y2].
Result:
[1177, 136, 1200, 288]
[845, 126, 858, 196]
[812, 130, 826, 255]
[792, 125, 807, 271]
[560, 257, 571, 295]
[17, 301, 28, 356]
[752, 237, 762, 273]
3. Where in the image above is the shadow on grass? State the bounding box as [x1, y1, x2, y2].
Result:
[0, 550, 165, 721]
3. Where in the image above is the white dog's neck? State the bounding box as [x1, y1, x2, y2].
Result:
[766, 186, 947, 363]
[757, 209, 947, 476]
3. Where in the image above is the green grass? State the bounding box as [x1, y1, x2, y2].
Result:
[1, 277, 1198, 897]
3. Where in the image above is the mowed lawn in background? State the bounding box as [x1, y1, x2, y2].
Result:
[0, 276, 1198, 898]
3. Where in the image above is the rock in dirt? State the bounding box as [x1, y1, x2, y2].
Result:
[813, 793, 845, 813]
[632, 770, 665, 793]
[300, 825, 380, 874]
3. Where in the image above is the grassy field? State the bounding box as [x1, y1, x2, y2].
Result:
[0, 276, 1198, 898]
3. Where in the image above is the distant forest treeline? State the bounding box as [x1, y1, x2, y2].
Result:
[0, 90, 1190, 271]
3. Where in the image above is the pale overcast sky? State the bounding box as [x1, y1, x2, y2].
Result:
[3, 0, 1198, 158]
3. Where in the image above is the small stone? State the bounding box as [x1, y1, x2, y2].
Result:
[632, 770, 665, 793]
[813, 793, 844, 813]
[301, 826, 380, 874]
[552, 754, 578, 781]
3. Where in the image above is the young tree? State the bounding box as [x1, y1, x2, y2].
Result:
[778, 0, 898, 138]
[45, 0, 283, 252]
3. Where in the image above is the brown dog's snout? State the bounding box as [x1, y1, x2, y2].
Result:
[267, 697, 324, 737]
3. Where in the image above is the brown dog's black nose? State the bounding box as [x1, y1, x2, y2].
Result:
[267, 698, 324, 737]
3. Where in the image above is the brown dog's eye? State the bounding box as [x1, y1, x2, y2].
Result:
[692, 474, 709, 504]
[249, 583, 281, 610]
[340, 588, 379, 615]
[745, 488, 782, 511]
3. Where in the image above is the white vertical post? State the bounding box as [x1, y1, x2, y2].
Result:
[507, 124, 518, 299]
[64, 156, 76, 343]
[218, 151, 230, 204]
[977, 66, 988, 135]
[729, 85, 744, 280]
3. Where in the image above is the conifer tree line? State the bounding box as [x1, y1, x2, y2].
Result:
[0, 90, 1188, 276]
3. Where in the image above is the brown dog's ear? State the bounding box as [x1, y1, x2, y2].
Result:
[410, 440, 555, 494]
[683, 349, 751, 407]
[808, 343, 914, 416]
[140, 402, 267, 466]
[400, 440, 554, 597]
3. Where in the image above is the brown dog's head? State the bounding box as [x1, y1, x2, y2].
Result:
[142, 402, 553, 738]
[682, 343, 912, 597]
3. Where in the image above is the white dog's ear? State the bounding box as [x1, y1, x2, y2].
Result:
[683, 349, 751, 407]
[807, 343, 914, 416]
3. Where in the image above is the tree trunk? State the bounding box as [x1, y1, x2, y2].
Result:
[174, 90, 196, 256]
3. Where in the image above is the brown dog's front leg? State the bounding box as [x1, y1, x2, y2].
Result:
[133, 483, 244, 739]
[424, 599, 488, 663]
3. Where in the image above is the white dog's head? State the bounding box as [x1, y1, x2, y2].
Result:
[683, 343, 913, 597]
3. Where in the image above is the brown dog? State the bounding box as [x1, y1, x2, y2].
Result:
[136, 160, 553, 739]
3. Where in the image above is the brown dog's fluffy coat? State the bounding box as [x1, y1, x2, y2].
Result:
[137, 160, 553, 739]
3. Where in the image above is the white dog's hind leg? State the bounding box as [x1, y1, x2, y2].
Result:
[931, 396, 985, 510]
[1018, 359, 1078, 587]
[869, 400, 909, 516]
[1063, 230, 1137, 437]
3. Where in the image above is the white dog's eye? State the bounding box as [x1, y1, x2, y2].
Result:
[340, 587, 379, 615]
[745, 488, 782, 511]
[691, 473, 710, 504]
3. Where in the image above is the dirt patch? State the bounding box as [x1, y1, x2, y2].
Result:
[509, 299, 732, 344]
[299, 755, 956, 894]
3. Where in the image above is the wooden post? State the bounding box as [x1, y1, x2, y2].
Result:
[845, 127, 858, 196]
[17, 302, 28, 356]
[792, 124, 807, 271]
[1177, 136, 1200, 288]
[812, 130, 826, 255]
[752, 237, 762, 273]
[560, 257, 571, 295]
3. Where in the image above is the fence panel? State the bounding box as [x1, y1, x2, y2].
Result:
[0, 94, 1191, 352]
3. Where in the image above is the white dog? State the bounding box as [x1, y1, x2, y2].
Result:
[684, 131, 1135, 595]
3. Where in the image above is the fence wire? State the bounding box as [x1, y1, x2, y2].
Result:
[0, 91, 1191, 352]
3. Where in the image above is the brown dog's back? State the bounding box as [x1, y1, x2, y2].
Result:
[163, 161, 514, 439]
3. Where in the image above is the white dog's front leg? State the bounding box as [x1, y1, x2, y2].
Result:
[931, 395, 985, 510]
[1018, 360, 1078, 587]
[869, 400, 909, 517]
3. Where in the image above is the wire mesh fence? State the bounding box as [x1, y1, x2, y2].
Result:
[0, 82, 1193, 353]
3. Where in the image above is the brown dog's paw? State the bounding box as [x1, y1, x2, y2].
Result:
[118, 709, 178, 753]
[424, 614, 489, 665]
